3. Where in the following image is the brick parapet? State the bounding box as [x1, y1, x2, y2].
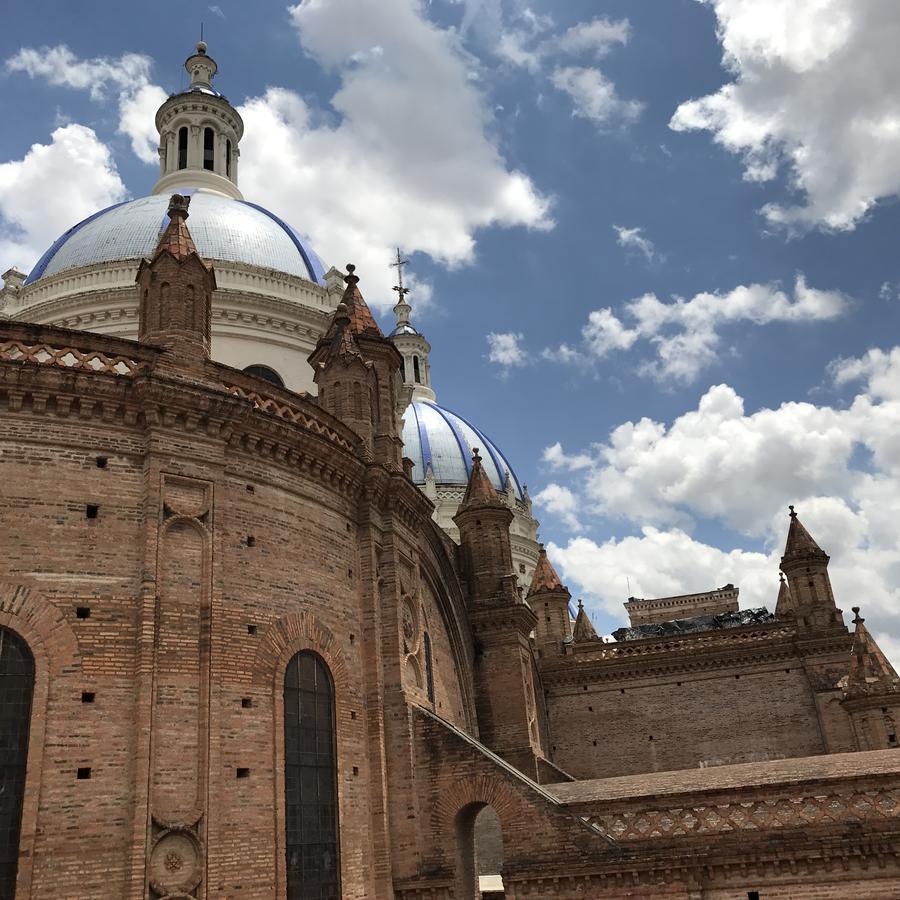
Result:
[542, 620, 851, 687]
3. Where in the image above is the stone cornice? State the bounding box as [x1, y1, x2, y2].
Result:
[15, 257, 333, 314]
[0, 322, 367, 500]
[470, 600, 538, 637]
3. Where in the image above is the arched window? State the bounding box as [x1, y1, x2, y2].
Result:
[400, 358, 406, 382]
[242, 365, 285, 388]
[284, 652, 340, 899]
[203, 127, 215, 171]
[177, 127, 188, 169]
[0, 628, 34, 899]
[424, 631, 435, 704]
[226, 139, 232, 178]
[413, 355, 421, 383]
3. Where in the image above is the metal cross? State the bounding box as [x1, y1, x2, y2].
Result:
[391, 247, 410, 302]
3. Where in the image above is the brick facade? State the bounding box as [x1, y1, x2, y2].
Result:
[2, 203, 900, 898]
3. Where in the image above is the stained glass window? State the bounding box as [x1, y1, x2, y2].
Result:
[285, 652, 340, 899]
[0, 628, 34, 900]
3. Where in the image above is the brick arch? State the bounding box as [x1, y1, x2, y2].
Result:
[0, 581, 80, 676]
[251, 610, 349, 694]
[0, 581, 81, 899]
[434, 774, 522, 836]
[251, 611, 350, 900]
[436, 776, 520, 900]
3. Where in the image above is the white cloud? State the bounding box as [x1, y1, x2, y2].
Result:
[542, 441, 594, 472]
[208, 4, 226, 18]
[0, 125, 126, 273]
[582, 307, 640, 358]
[456, 6, 641, 129]
[548, 529, 771, 617]
[829, 346, 900, 401]
[613, 224, 658, 264]
[234, 0, 551, 309]
[551, 66, 643, 128]
[117, 83, 168, 163]
[486, 331, 528, 371]
[546, 275, 849, 382]
[6, 45, 152, 99]
[6, 45, 163, 163]
[557, 17, 631, 58]
[534, 483, 583, 531]
[669, 0, 900, 232]
[879, 281, 900, 302]
[537, 348, 900, 646]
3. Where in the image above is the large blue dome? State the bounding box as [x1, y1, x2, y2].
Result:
[402, 399, 523, 500]
[26, 191, 326, 285]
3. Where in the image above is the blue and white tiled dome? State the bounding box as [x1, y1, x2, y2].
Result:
[26, 191, 326, 285]
[402, 399, 523, 499]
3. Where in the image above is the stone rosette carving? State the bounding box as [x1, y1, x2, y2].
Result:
[149, 828, 203, 897]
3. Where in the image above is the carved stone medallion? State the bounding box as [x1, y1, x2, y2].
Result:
[149, 828, 203, 897]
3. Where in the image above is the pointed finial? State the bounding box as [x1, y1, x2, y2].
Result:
[577, 598, 584, 610]
[789, 504, 797, 518]
[779, 570, 785, 583]
[167, 193, 191, 221]
[344, 263, 359, 287]
[391, 248, 410, 300]
[472, 447, 481, 462]
[852, 606, 864, 625]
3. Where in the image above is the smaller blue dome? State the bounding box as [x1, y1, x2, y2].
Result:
[391, 324, 419, 336]
[402, 400, 523, 499]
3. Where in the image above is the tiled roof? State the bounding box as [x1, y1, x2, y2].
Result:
[528, 545, 568, 597]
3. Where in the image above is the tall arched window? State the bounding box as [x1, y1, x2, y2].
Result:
[177, 127, 188, 169]
[284, 651, 340, 899]
[203, 127, 215, 171]
[413, 355, 421, 383]
[424, 631, 435, 704]
[226, 139, 232, 178]
[0, 628, 34, 899]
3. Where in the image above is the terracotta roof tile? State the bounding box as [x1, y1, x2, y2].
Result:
[846, 608, 900, 698]
[573, 600, 598, 642]
[153, 194, 210, 268]
[461, 448, 499, 506]
[341, 264, 383, 337]
[782, 506, 827, 560]
[528, 544, 568, 597]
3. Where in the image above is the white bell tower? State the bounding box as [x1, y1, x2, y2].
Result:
[152, 42, 244, 200]
[388, 249, 436, 402]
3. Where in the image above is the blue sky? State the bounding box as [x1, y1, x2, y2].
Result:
[2, 0, 900, 653]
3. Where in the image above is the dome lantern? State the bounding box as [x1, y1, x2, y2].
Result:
[152, 41, 244, 201]
[388, 248, 435, 402]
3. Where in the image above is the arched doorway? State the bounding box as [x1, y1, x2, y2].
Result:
[455, 802, 504, 899]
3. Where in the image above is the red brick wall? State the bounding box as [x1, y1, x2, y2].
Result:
[547, 662, 826, 778]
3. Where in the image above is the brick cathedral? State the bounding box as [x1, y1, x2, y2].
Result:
[1, 42, 900, 900]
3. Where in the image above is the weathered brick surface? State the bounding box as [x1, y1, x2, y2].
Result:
[547, 662, 827, 778]
[3, 313, 900, 900]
